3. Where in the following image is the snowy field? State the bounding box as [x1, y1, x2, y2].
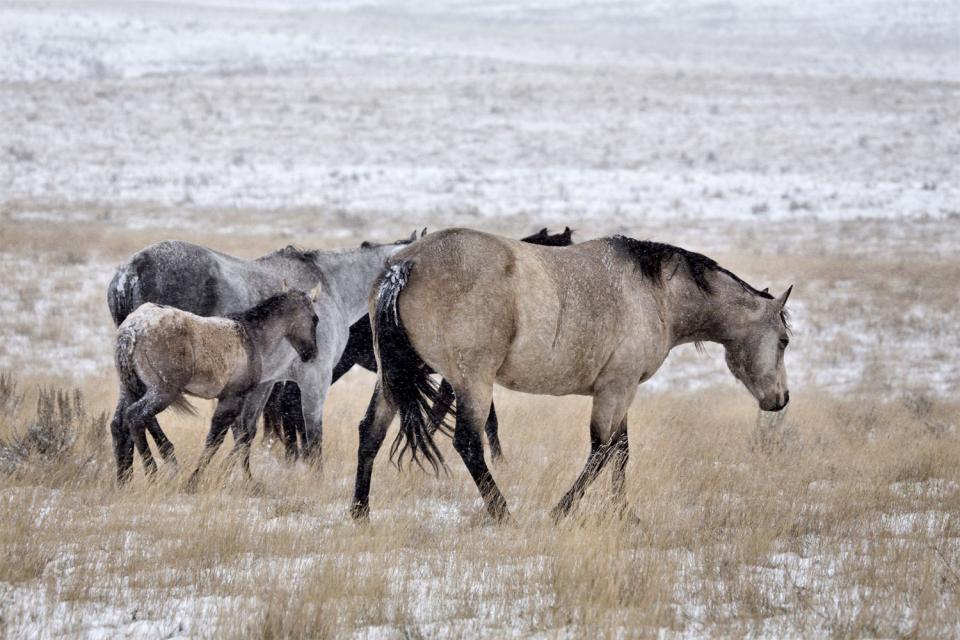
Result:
[1, 0, 959, 397]
[1, 0, 959, 637]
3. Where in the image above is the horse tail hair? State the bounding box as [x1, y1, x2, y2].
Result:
[373, 260, 452, 474]
[168, 394, 198, 416]
[114, 327, 197, 416]
[108, 261, 142, 327]
[114, 328, 144, 397]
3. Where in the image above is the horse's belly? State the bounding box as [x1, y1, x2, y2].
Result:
[183, 377, 225, 399]
[496, 353, 596, 396]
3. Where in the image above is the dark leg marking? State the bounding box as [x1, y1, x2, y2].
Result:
[453, 394, 510, 523]
[550, 425, 619, 521]
[110, 395, 134, 486]
[351, 383, 393, 521]
[485, 402, 503, 461]
[186, 396, 242, 490]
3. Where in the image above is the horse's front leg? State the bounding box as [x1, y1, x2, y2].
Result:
[551, 384, 635, 522]
[226, 383, 274, 482]
[186, 394, 243, 491]
[298, 366, 331, 467]
[485, 402, 503, 461]
[279, 382, 304, 461]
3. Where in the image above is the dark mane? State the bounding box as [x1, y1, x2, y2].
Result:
[608, 235, 773, 299]
[229, 292, 296, 326]
[261, 245, 320, 263]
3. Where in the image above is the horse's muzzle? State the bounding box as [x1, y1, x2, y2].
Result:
[299, 345, 318, 362]
[760, 390, 789, 412]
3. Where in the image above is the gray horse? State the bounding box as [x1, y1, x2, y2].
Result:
[111, 290, 320, 485]
[107, 234, 418, 466]
[352, 229, 792, 522]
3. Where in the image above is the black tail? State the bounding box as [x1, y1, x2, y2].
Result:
[373, 261, 452, 474]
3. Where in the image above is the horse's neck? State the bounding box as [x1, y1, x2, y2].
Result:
[311, 245, 402, 323]
[243, 314, 289, 363]
[664, 272, 746, 348]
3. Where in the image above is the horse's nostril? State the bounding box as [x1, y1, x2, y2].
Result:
[784, 390, 790, 405]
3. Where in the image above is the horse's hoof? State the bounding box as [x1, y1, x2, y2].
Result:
[549, 506, 570, 525]
[183, 475, 201, 494]
[350, 503, 370, 522]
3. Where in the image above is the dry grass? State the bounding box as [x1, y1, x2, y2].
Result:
[0, 212, 958, 637]
[1, 373, 958, 638]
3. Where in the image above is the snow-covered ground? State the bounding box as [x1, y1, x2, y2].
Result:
[0, 3, 959, 635]
[1, 0, 959, 396]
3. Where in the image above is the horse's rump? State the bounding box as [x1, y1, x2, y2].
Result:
[118, 304, 247, 401]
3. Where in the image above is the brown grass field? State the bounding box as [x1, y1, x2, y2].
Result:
[1, 213, 960, 638]
[1, 373, 959, 637]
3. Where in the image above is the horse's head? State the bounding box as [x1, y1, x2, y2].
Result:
[723, 286, 792, 412]
[360, 228, 427, 249]
[284, 287, 321, 362]
[521, 227, 574, 247]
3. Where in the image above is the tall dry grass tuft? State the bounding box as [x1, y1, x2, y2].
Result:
[0, 382, 107, 482]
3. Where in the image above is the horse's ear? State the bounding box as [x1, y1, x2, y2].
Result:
[308, 283, 322, 303]
[761, 287, 769, 294]
[420, 227, 427, 238]
[408, 230, 418, 242]
[538, 227, 548, 236]
[562, 226, 572, 238]
[776, 285, 793, 308]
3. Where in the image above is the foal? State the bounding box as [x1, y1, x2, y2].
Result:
[110, 289, 320, 486]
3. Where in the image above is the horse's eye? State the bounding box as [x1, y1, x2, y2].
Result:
[779, 337, 790, 349]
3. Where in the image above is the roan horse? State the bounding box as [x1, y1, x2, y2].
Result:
[110, 289, 320, 485]
[351, 228, 792, 522]
[107, 233, 419, 468]
[262, 226, 575, 461]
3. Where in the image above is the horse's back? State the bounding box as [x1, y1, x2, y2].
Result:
[118, 304, 247, 398]
[389, 230, 637, 395]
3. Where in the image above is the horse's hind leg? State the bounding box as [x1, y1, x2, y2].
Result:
[110, 393, 134, 485]
[551, 386, 634, 522]
[350, 383, 397, 521]
[145, 417, 177, 467]
[437, 379, 503, 462]
[453, 384, 511, 522]
[123, 390, 175, 480]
